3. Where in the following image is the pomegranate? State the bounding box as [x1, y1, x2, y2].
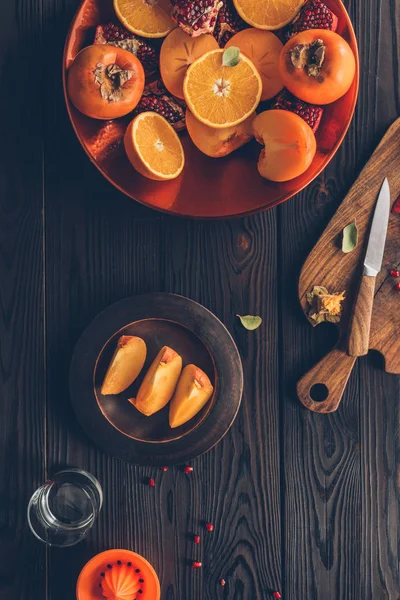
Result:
[274, 89, 323, 133]
[133, 80, 186, 131]
[285, 0, 338, 38]
[94, 23, 158, 77]
[170, 0, 223, 37]
[213, 0, 247, 47]
[393, 196, 400, 214]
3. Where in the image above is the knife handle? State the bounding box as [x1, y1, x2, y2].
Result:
[348, 275, 376, 357]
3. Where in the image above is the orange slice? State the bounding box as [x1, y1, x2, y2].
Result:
[183, 49, 262, 129]
[113, 0, 176, 38]
[233, 0, 305, 30]
[225, 29, 283, 101]
[160, 28, 219, 100]
[124, 112, 185, 181]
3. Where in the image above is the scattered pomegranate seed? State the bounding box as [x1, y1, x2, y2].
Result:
[194, 535, 200, 544]
[272, 593, 282, 599]
[392, 195, 400, 214]
[396, 282, 400, 291]
[148, 477, 155, 487]
[184, 466, 194, 473]
[220, 579, 226, 586]
[205, 522, 214, 532]
[161, 467, 168, 472]
[390, 270, 400, 277]
[192, 561, 202, 569]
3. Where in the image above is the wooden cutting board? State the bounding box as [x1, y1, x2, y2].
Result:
[297, 118, 400, 413]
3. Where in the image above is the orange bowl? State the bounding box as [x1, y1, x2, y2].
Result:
[63, 0, 359, 218]
[76, 549, 160, 600]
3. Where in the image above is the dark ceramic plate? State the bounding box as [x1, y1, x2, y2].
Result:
[63, 0, 359, 218]
[70, 293, 243, 465]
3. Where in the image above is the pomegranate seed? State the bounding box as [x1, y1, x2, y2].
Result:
[161, 467, 168, 472]
[192, 561, 202, 569]
[194, 535, 200, 544]
[390, 270, 400, 277]
[272, 593, 282, 599]
[205, 522, 214, 532]
[184, 466, 193, 473]
[220, 579, 226, 586]
[148, 477, 155, 487]
[396, 282, 400, 291]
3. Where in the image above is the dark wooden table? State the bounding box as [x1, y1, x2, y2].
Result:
[1, 1, 399, 598]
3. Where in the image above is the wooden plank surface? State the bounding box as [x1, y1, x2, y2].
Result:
[0, 0, 398, 599]
[0, 1, 46, 599]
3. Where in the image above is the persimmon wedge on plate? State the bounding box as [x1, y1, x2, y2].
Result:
[169, 364, 214, 428]
[101, 336, 147, 395]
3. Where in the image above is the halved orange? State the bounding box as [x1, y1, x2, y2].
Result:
[124, 112, 185, 181]
[233, 0, 305, 30]
[113, 0, 176, 38]
[183, 49, 262, 129]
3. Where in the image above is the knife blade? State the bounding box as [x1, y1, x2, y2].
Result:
[363, 177, 391, 276]
[348, 178, 391, 357]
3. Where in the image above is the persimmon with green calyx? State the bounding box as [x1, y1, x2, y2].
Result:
[67, 44, 145, 119]
[169, 364, 214, 428]
[101, 336, 147, 395]
[129, 346, 182, 416]
[253, 110, 316, 182]
[279, 29, 356, 105]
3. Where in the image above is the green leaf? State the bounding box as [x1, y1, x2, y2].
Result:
[237, 314, 262, 331]
[342, 222, 358, 254]
[222, 46, 241, 67]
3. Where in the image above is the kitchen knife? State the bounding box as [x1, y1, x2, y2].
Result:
[347, 178, 391, 357]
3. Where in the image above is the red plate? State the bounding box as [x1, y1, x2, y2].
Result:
[63, 0, 359, 218]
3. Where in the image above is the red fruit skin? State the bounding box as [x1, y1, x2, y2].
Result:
[286, 0, 338, 38]
[213, 0, 246, 47]
[94, 23, 158, 77]
[133, 80, 186, 132]
[171, 0, 223, 36]
[392, 196, 400, 214]
[274, 90, 323, 133]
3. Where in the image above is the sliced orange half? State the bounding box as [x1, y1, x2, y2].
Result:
[233, 0, 305, 30]
[124, 112, 185, 181]
[183, 49, 262, 129]
[113, 0, 176, 38]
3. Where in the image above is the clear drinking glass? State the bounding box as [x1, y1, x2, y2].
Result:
[27, 468, 103, 547]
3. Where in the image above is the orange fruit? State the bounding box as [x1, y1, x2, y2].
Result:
[252, 110, 316, 182]
[226, 29, 283, 101]
[160, 28, 219, 100]
[186, 109, 254, 158]
[113, 0, 176, 38]
[233, 0, 305, 30]
[124, 112, 185, 180]
[183, 49, 262, 129]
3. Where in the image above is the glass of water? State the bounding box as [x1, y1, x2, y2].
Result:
[27, 468, 103, 547]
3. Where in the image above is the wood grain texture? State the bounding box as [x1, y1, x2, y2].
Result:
[348, 275, 376, 357]
[283, 0, 400, 597]
[0, 0, 46, 599]
[0, 0, 398, 599]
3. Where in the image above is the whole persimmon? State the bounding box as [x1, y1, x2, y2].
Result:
[253, 110, 316, 182]
[67, 44, 145, 119]
[279, 30, 356, 105]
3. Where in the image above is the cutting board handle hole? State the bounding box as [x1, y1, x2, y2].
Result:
[309, 383, 329, 402]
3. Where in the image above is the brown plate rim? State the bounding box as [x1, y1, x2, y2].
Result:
[69, 293, 244, 465]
